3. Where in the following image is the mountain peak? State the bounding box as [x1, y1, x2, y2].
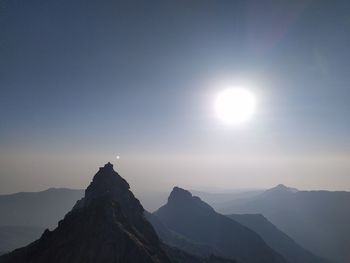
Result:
[87, 162, 128, 194]
[264, 184, 298, 195]
[100, 161, 114, 171]
[73, 162, 143, 219]
[168, 186, 193, 204]
[161, 186, 214, 213]
[275, 184, 289, 189]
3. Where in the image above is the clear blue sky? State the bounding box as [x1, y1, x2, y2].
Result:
[1, 0, 350, 193]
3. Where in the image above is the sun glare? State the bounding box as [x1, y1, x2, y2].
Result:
[215, 87, 256, 125]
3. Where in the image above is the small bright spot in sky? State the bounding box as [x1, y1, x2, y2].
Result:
[215, 87, 256, 125]
[116, 155, 120, 160]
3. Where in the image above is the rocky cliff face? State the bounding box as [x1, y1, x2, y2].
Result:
[0, 163, 171, 263]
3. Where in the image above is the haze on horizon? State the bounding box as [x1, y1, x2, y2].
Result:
[1, 0, 350, 194]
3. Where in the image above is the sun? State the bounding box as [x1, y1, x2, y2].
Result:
[215, 87, 256, 124]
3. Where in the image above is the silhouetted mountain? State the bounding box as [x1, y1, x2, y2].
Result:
[154, 187, 287, 263]
[0, 188, 84, 228]
[0, 163, 171, 263]
[262, 184, 298, 196]
[0, 226, 44, 255]
[228, 214, 327, 263]
[217, 185, 350, 263]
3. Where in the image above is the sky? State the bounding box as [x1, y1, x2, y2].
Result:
[1, 0, 350, 194]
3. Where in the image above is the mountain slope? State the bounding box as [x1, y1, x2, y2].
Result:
[228, 214, 327, 263]
[145, 211, 221, 258]
[218, 185, 350, 263]
[154, 187, 287, 263]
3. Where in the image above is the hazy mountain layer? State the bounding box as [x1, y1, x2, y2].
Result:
[154, 187, 287, 263]
[218, 185, 350, 263]
[228, 214, 327, 263]
[0, 226, 44, 255]
[0, 188, 84, 228]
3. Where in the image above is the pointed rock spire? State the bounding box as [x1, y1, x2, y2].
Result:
[168, 187, 193, 204]
[73, 162, 144, 220]
[165, 186, 214, 212]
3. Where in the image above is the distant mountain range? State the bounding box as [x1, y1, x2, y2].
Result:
[0, 172, 347, 262]
[215, 184, 350, 263]
[151, 187, 329, 263]
[0, 163, 237, 263]
[0, 188, 84, 228]
[228, 214, 326, 263]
